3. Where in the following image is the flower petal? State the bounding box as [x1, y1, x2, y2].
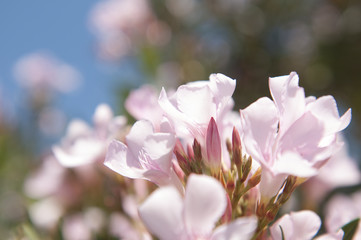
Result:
[184, 174, 227, 237]
[270, 210, 321, 240]
[273, 151, 318, 177]
[269, 72, 306, 132]
[138, 186, 184, 240]
[211, 216, 258, 240]
[176, 83, 215, 124]
[126, 120, 154, 155]
[240, 97, 278, 165]
[104, 140, 145, 179]
[143, 132, 175, 173]
[307, 96, 351, 146]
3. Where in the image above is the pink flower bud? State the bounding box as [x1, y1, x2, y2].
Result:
[206, 117, 222, 170]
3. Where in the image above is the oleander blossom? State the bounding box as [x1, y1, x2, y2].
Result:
[240, 72, 351, 199]
[104, 120, 182, 188]
[159, 73, 237, 168]
[53, 104, 126, 167]
[13, 52, 81, 93]
[138, 174, 257, 240]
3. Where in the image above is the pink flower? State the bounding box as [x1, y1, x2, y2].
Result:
[104, 120, 180, 187]
[138, 174, 257, 240]
[24, 155, 66, 199]
[324, 192, 361, 239]
[13, 52, 81, 93]
[89, 0, 152, 35]
[159, 73, 236, 168]
[53, 104, 126, 167]
[240, 72, 351, 198]
[109, 212, 151, 240]
[89, 0, 153, 60]
[270, 210, 321, 240]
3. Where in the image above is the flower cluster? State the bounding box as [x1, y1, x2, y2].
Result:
[23, 72, 360, 240]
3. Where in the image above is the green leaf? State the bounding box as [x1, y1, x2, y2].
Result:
[279, 225, 285, 240]
[342, 218, 360, 240]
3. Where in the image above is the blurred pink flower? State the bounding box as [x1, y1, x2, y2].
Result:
[240, 72, 351, 199]
[270, 210, 321, 240]
[159, 73, 236, 168]
[89, 0, 154, 60]
[62, 208, 106, 240]
[138, 174, 257, 240]
[62, 214, 92, 240]
[109, 212, 152, 240]
[28, 197, 64, 230]
[324, 192, 361, 239]
[53, 104, 126, 167]
[24, 155, 66, 199]
[89, 0, 151, 35]
[104, 120, 181, 187]
[13, 52, 81, 93]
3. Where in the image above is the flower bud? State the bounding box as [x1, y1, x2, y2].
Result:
[193, 139, 202, 162]
[206, 117, 222, 170]
[248, 167, 262, 189]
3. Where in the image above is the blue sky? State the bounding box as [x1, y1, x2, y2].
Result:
[0, 0, 133, 123]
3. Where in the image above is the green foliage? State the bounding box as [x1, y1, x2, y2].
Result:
[342, 218, 360, 240]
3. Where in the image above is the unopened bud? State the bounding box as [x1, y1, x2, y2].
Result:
[248, 167, 262, 188]
[172, 160, 185, 181]
[174, 139, 187, 157]
[206, 117, 222, 169]
[187, 143, 194, 160]
[174, 150, 187, 169]
[193, 139, 202, 162]
[241, 156, 252, 182]
[232, 127, 242, 166]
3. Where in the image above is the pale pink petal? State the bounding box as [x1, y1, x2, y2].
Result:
[126, 120, 154, 155]
[269, 72, 306, 132]
[138, 186, 184, 240]
[211, 216, 257, 240]
[158, 88, 195, 135]
[209, 73, 236, 116]
[240, 97, 278, 165]
[184, 174, 227, 237]
[104, 140, 145, 178]
[143, 132, 175, 173]
[125, 85, 163, 128]
[274, 151, 318, 177]
[279, 112, 324, 161]
[289, 210, 321, 239]
[176, 83, 215, 124]
[259, 170, 287, 199]
[270, 214, 293, 240]
[209, 73, 236, 102]
[315, 230, 344, 240]
[307, 96, 351, 138]
[271, 210, 321, 240]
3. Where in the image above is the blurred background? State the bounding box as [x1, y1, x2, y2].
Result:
[1, 0, 361, 239]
